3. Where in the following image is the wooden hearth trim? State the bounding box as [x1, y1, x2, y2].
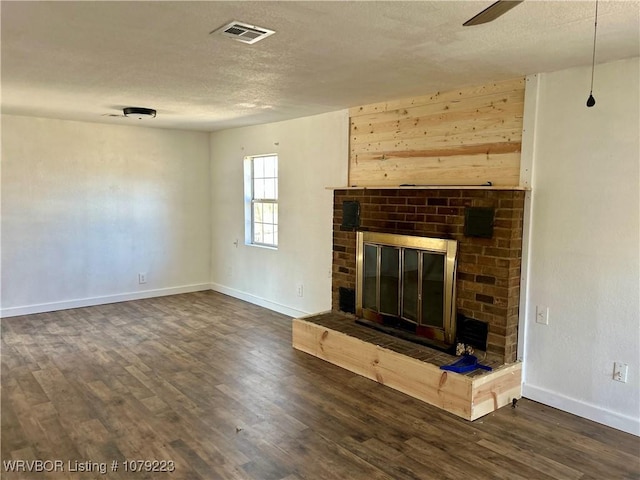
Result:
[292, 317, 521, 421]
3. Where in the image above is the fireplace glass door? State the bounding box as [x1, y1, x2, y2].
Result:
[356, 232, 457, 346]
[362, 246, 445, 328]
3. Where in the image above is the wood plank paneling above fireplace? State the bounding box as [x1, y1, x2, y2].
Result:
[348, 77, 525, 187]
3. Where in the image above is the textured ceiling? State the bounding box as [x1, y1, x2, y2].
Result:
[2, 1, 639, 132]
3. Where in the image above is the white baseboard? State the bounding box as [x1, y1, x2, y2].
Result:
[210, 282, 308, 318]
[523, 383, 640, 436]
[0, 284, 211, 318]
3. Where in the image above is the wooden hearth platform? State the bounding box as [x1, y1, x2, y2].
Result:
[292, 312, 521, 421]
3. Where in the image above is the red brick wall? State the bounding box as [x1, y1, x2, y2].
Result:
[332, 188, 525, 363]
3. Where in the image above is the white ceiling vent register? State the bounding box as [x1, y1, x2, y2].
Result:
[212, 21, 275, 44]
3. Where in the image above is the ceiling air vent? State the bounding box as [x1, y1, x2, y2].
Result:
[212, 21, 275, 44]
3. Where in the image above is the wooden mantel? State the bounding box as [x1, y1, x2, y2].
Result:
[326, 185, 530, 191]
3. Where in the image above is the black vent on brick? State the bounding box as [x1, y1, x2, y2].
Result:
[339, 287, 356, 314]
[457, 314, 489, 351]
[464, 207, 495, 238]
[342, 201, 360, 230]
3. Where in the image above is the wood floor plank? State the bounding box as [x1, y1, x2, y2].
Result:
[2, 291, 638, 479]
[476, 437, 583, 479]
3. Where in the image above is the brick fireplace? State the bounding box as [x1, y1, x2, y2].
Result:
[331, 188, 525, 364]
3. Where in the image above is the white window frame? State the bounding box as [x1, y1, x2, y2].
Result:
[244, 154, 278, 248]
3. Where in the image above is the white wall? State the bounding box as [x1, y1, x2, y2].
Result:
[209, 110, 349, 317]
[522, 58, 639, 435]
[1, 115, 211, 316]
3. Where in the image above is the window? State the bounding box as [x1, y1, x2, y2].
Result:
[245, 154, 278, 248]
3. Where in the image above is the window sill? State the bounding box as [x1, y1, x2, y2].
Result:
[247, 242, 278, 251]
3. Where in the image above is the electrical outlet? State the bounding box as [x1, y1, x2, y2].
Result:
[138, 273, 147, 284]
[613, 362, 628, 382]
[536, 305, 549, 325]
[296, 285, 304, 297]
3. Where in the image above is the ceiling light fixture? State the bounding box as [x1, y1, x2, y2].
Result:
[586, 0, 599, 108]
[123, 107, 157, 119]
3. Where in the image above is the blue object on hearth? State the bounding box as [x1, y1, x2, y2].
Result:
[440, 354, 492, 373]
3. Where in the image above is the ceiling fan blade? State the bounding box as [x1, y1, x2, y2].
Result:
[463, 0, 524, 26]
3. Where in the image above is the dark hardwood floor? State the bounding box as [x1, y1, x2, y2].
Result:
[2, 291, 638, 479]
